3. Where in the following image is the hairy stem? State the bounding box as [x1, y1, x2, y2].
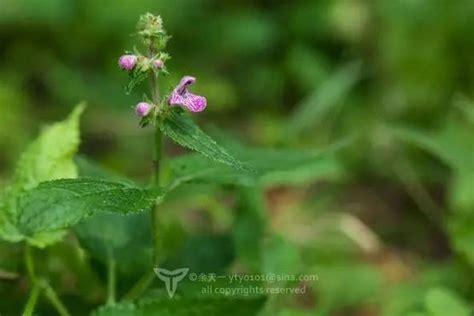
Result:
[123, 44, 163, 302]
[107, 258, 116, 305]
[152, 126, 163, 264]
[149, 40, 163, 267]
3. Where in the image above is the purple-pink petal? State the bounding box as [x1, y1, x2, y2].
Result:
[175, 76, 196, 94]
[153, 59, 164, 69]
[183, 93, 207, 112]
[168, 76, 206, 112]
[135, 102, 152, 117]
[119, 54, 137, 71]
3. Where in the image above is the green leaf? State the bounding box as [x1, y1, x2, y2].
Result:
[448, 212, 474, 266]
[233, 187, 266, 272]
[450, 171, 474, 214]
[159, 108, 249, 171]
[92, 303, 136, 316]
[12, 103, 85, 191]
[125, 69, 148, 94]
[16, 178, 161, 236]
[140, 296, 265, 316]
[74, 157, 154, 273]
[314, 263, 381, 312]
[425, 288, 471, 316]
[91, 297, 266, 316]
[166, 137, 349, 190]
[262, 235, 301, 285]
[389, 125, 455, 168]
[0, 104, 85, 246]
[75, 211, 153, 275]
[75, 156, 134, 185]
[285, 62, 361, 138]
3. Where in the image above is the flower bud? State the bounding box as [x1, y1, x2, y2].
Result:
[153, 59, 164, 69]
[118, 54, 137, 71]
[137, 13, 163, 35]
[135, 102, 152, 117]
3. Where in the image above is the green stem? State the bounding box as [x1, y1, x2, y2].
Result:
[122, 270, 155, 301]
[43, 282, 71, 316]
[23, 244, 71, 316]
[122, 39, 163, 303]
[152, 126, 162, 265]
[107, 258, 116, 305]
[150, 41, 163, 267]
[23, 244, 40, 316]
[25, 243, 35, 279]
[23, 282, 41, 316]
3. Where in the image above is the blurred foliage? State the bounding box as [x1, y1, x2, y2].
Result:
[0, 0, 474, 315]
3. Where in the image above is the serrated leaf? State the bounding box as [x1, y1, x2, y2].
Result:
[16, 178, 161, 236]
[74, 157, 154, 273]
[167, 137, 349, 190]
[12, 103, 85, 191]
[125, 69, 148, 94]
[0, 104, 85, 245]
[160, 108, 249, 171]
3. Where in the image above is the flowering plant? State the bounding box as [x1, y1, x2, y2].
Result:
[0, 13, 339, 315]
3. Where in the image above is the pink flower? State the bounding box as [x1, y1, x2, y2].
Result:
[168, 76, 207, 112]
[135, 102, 152, 117]
[118, 54, 137, 71]
[153, 59, 164, 69]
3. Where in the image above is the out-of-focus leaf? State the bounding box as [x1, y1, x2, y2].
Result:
[160, 108, 250, 171]
[163, 234, 234, 274]
[75, 211, 153, 275]
[262, 235, 301, 284]
[233, 186, 266, 272]
[389, 126, 455, 168]
[0, 104, 85, 246]
[91, 302, 136, 316]
[139, 296, 266, 316]
[450, 171, 474, 214]
[75, 156, 133, 184]
[390, 120, 474, 172]
[314, 263, 381, 313]
[16, 178, 160, 236]
[449, 212, 474, 266]
[285, 62, 361, 138]
[424, 288, 471, 316]
[390, 122, 474, 213]
[92, 296, 266, 316]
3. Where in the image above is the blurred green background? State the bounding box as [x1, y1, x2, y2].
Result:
[0, 0, 473, 315]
